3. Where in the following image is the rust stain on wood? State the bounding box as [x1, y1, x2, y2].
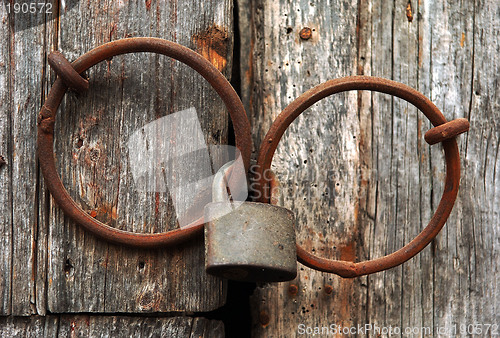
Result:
[192, 25, 229, 72]
[90, 204, 119, 222]
[406, 1, 413, 22]
[109, 22, 117, 41]
[337, 242, 357, 324]
[460, 32, 466, 47]
[259, 310, 270, 327]
[339, 241, 356, 262]
[245, 37, 254, 87]
[70, 321, 77, 335]
[288, 284, 299, 296]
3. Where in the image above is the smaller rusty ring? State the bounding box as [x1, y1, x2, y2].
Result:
[48, 51, 89, 93]
[255, 76, 465, 277]
[38, 37, 253, 248]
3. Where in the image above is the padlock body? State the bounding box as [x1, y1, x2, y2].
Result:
[204, 202, 297, 282]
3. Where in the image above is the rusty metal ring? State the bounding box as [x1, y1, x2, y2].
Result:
[48, 51, 89, 93]
[38, 37, 252, 248]
[255, 76, 467, 277]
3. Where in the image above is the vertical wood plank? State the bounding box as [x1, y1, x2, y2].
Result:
[468, 0, 500, 322]
[0, 0, 12, 316]
[47, 0, 232, 313]
[430, 0, 500, 328]
[35, 2, 59, 317]
[243, 0, 367, 335]
[0, 0, 58, 317]
[422, 0, 477, 330]
[242, 0, 499, 336]
[6, 0, 56, 316]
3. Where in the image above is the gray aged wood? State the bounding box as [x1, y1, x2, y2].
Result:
[0, 2, 12, 315]
[0, 0, 54, 316]
[47, 0, 231, 314]
[241, 0, 499, 336]
[0, 315, 224, 337]
[1, 0, 232, 320]
[2, 0, 498, 335]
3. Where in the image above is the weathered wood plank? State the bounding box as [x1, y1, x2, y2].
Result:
[35, 2, 59, 317]
[430, 0, 500, 327]
[5, 1, 55, 316]
[0, 315, 54, 337]
[0, 315, 224, 337]
[0, 1, 12, 316]
[1, 0, 497, 334]
[468, 0, 500, 321]
[242, 0, 367, 335]
[0, 0, 12, 315]
[243, 0, 499, 336]
[364, 0, 437, 331]
[0, 0, 58, 317]
[47, 0, 232, 313]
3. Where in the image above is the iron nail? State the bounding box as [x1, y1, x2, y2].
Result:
[299, 27, 312, 40]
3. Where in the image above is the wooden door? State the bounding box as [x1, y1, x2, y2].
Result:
[1, 0, 499, 337]
[1, 0, 230, 336]
[240, 0, 499, 336]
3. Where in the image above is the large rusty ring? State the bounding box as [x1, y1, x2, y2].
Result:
[255, 76, 468, 277]
[38, 37, 252, 248]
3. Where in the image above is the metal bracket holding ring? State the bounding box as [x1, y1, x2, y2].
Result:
[38, 37, 253, 248]
[39, 38, 469, 279]
[253, 76, 469, 277]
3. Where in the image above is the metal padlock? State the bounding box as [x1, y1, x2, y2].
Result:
[204, 162, 297, 282]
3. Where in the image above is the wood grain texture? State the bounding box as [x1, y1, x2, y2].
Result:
[1, 0, 233, 317]
[434, 0, 500, 326]
[0, 0, 57, 316]
[47, 0, 232, 313]
[0, 315, 224, 337]
[0, 1, 12, 315]
[36, 1, 59, 317]
[241, 0, 499, 336]
[243, 0, 367, 334]
[9, 7, 42, 316]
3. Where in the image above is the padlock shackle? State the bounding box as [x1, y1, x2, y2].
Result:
[254, 76, 468, 278]
[212, 160, 235, 203]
